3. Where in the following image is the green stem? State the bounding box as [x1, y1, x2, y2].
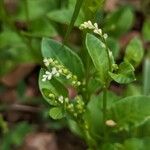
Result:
[24, 0, 30, 27]
[102, 87, 107, 141]
[63, 0, 85, 44]
[101, 37, 112, 72]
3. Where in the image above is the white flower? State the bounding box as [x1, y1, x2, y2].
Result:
[87, 20, 94, 29]
[51, 67, 58, 75]
[79, 20, 95, 30]
[43, 58, 54, 66]
[42, 74, 47, 82]
[42, 71, 52, 81]
[51, 67, 60, 77]
[80, 21, 109, 40]
[45, 71, 52, 80]
[58, 96, 64, 103]
[94, 29, 102, 35]
[94, 23, 98, 29]
[103, 33, 108, 39]
[43, 58, 50, 66]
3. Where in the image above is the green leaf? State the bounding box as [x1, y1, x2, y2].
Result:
[0, 28, 22, 48]
[68, 0, 77, 7]
[143, 57, 150, 95]
[142, 20, 150, 42]
[42, 38, 84, 79]
[39, 68, 68, 105]
[0, 29, 41, 76]
[109, 62, 136, 84]
[15, 0, 55, 20]
[125, 84, 141, 96]
[106, 37, 120, 59]
[83, 0, 105, 14]
[124, 37, 144, 67]
[49, 107, 64, 120]
[109, 96, 150, 131]
[84, 95, 103, 139]
[1, 122, 32, 150]
[122, 138, 150, 150]
[23, 18, 57, 37]
[47, 8, 85, 26]
[68, 119, 84, 137]
[86, 33, 109, 84]
[104, 6, 134, 37]
[123, 138, 143, 150]
[84, 92, 119, 140]
[138, 118, 150, 137]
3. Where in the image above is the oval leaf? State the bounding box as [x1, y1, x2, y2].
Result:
[86, 33, 109, 84]
[49, 107, 64, 120]
[109, 96, 150, 131]
[104, 6, 134, 37]
[109, 62, 136, 84]
[42, 38, 84, 79]
[47, 8, 85, 26]
[124, 37, 144, 67]
[122, 138, 150, 150]
[142, 20, 150, 42]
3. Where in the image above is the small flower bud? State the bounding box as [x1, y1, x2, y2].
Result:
[77, 81, 81, 86]
[63, 69, 68, 74]
[72, 81, 76, 85]
[103, 33, 108, 39]
[49, 93, 55, 99]
[112, 64, 118, 70]
[65, 98, 69, 103]
[66, 74, 72, 79]
[106, 120, 117, 127]
[49, 58, 53, 63]
[58, 96, 64, 103]
[43, 58, 50, 66]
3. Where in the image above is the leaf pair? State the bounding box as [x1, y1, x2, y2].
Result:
[39, 38, 85, 119]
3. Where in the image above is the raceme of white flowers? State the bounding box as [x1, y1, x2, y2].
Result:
[80, 21, 118, 71]
[42, 57, 81, 87]
[79, 20, 108, 40]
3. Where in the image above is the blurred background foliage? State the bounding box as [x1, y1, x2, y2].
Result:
[0, 0, 150, 149]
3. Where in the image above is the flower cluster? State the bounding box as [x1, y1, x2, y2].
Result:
[42, 68, 60, 82]
[67, 96, 85, 117]
[79, 20, 108, 40]
[42, 58, 81, 87]
[48, 92, 85, 118]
